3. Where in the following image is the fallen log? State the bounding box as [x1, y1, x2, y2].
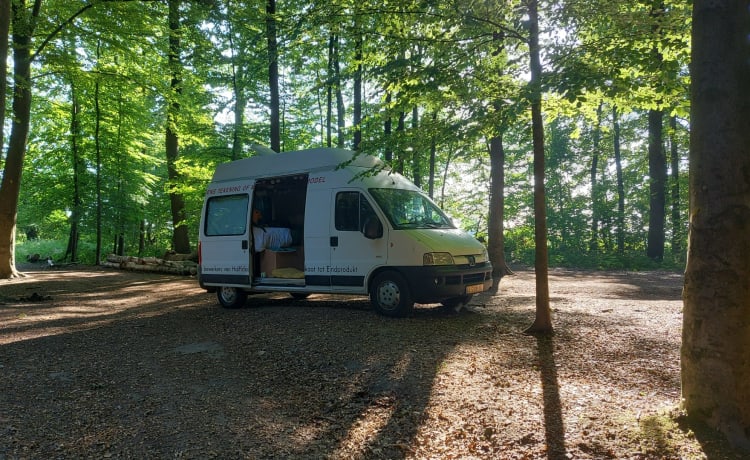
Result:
[102, 254, 197, 276]
[163, 250, 198, 262]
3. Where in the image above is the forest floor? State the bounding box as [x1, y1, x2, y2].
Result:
[0, 264, 742, 459]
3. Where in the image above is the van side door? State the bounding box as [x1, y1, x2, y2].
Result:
[329, 189, 388, 292]
[199, 180, 254, 286]
[302, 177, 332, 288]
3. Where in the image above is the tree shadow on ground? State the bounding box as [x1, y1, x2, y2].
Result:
[3, 267, 740, 459]
[0, 268, 529, 458]
[675, 414, 747, 460]
[533, 333, 567, 459]
[0, 268, 207, 342]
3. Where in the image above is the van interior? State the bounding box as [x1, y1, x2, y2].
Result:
[251, 174, 308, 281]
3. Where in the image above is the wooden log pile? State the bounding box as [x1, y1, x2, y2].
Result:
[102, 254, 198, 276]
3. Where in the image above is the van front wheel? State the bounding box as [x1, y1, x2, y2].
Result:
[217, 287, 247, 308]
[370, 272, 413, 317]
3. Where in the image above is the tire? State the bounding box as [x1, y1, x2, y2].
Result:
[440, 294, 473, 309]
[289, 292, 310, 300]
[369, 271, 413, 317]
[217, 286, 247, 308]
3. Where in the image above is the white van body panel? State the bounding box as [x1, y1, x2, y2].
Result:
[301, 185, 331, 289]
[199, 148, 492, 313]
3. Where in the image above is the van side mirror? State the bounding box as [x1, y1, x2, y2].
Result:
[362, 217, 383, 239]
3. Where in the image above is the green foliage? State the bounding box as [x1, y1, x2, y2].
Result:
[6, 0, 690, 272]
[15, 239, 67, 264]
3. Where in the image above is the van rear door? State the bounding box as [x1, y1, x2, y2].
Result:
[199, 180, 254, 286]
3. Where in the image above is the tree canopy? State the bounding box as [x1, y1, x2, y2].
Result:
[1, 0, 691, 275]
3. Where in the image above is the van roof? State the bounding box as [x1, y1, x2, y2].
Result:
[212, 148, 386, 182]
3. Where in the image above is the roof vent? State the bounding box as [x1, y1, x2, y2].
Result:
[250, 144, 277, 156]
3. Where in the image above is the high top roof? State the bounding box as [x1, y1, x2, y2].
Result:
[212, 148, 386, 182]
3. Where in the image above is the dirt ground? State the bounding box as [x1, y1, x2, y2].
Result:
[0, 265, 741, 459]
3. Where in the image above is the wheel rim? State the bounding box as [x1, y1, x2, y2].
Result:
[376, 280, 401, 310]
[220, 287, 237, 304]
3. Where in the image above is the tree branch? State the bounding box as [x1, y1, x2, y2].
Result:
[32, 0, 157, 63]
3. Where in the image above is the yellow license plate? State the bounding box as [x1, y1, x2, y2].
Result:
[466, 283, 485, 295]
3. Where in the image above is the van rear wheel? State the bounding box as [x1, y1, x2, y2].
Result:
[217, 286, 247, 308]
[370, 271, 413, 317]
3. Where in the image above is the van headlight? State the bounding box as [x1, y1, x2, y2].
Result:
[423, 252, 454, 266]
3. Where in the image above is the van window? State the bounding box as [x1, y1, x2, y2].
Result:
[335, 191, 377, 232]
[369, 188, 454, 230]
[205, 194, 249, 236]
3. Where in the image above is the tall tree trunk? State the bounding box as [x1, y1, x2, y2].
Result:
[396, 111, 406, 174]
[589, 103, 603, 252]
[166, 0, 191, 254]
[111, 91, 127, 260]
[94, 76, 103, 264]
[428, 112, 437, 199]
[333, 34, 345, 149]
[439, 150, 453, 208]
[647, 109, 666, 261]
[524, 0, 551, 334]
[326, 34, 335, 148]
[613, 107, 625, 254]
[352, 35, 363, 151]
[94, 66, 104, 265]
[488, 133, 512, 291]
[227, 16, 246, 160]
[384, 91, 393, 162]
[231, 58, 246, 160]
[0, 0, 39, 279]
[266, 0, 280, 152]
[669, 115, 682, 255]
[682, 0, 750, 450]
[138, 219, 146, 257]
[646, 1, 668, 262]
[115, 233, 124, 256]
[411, 106, 420, 187]
[0, 0, 9, 152]
[64, 81, 81, 263]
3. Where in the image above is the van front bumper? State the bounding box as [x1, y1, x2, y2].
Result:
[397, 262, 493, 304]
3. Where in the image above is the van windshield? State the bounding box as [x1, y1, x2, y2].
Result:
[369, 188, 455, 230]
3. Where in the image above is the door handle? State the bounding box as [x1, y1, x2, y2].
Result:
[242, 240, 248, 250]
[330, 236, 338, 247]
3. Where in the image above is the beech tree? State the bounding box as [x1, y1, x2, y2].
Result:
[524, 0, 552, 333]
[0, 0, 8, 151]
[681, 0, 750, 450]
[166, 0, 191, 254]
[0, 0, 41, 279]
[266, 0, 280, 152]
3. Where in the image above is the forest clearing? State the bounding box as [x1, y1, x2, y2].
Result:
[0, 266, 739, 459]
[1, 0, 749, 452]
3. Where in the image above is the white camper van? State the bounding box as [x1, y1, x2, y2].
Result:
[198, 148, 492, 316]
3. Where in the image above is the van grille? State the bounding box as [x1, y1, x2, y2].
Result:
[445, 271, 490, 286]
